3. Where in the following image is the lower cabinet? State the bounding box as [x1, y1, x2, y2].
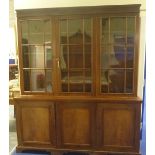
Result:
[15, 99, 141, 155]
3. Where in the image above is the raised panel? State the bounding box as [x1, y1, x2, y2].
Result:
[62, 108, 90, 144]
[16, 101, 56, 147]
[22, 107, 50, 142]
[103, 108, 134, 146]
[56, 102, 95, 148]
[97, 103, 140, 152]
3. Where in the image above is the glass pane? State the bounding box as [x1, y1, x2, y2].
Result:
[60, 45, 68, 69]
[61, 70, 68, 83]
[84, 18, 91, 43]
[29, 34, 44, 44]
[61, 70, 68, 92]
[29, 20, 44, 44]
[70, 84, 83, 92]
[109, 69, 125, 93]
[31, 70, 45, 91]
[85, 70, 92, 83]
[85, 84, 91, 92]
[29, 45, 44, 68]
[113, 35, 126, 45]
[110, 51, 125, 68]
[45, 19, 51, 43]
[85, 70, 92, 92]
[62, 83, 68, 92]
[69, 71, 84, 92]
[68, 19, 83, 36]
[21, 21, 28, 42]
[22, 45, 29, 68]
[69, 71, 83, 83]
[44, 19, 51, 33]
[126, 52, 134, 68]
[23, 69, 30, 91]
[45, 34, 51, 44]
[101, 18, 109, 44]
[69, 45, 83, 68]
[85, 44, 91, 68]
[127, 17, 135, 45]
[126, 69, 133, 93]
[101, 70, 109, 86]
[69, 31, 83, 44]
[60, 19, 67, 33]
[60, 19, 67, 44]
[101, 52, 109, 69]
[29, 20, 44, 33]
[45, 46, 52, 68]
[45, 70, 52, 92]
[110, 17, 126, 41]
[101, 69, 109, 93]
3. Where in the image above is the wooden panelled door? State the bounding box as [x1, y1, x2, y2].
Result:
[56, 102, 96, 149]
[16, 101, 56, 147]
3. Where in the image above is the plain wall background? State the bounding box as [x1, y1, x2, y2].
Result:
[14, 0, 146, 98]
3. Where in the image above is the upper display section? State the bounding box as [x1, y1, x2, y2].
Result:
[17, 5, 140, 96]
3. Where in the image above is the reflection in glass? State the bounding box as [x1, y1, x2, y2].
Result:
[85, 44, 91, 68]
[126, 52, 134, 68]
[23, 69, 30, 91]
[109, 69, 125, 93]
[101, 18, 109, 44]
[126, 69, 133, 93]
[70, 84, 83, 92]
[45, 70, 52, 92]
[60, 45, 68, 69]
[44, 19, 51, 33]
[45, 46, 52, 68]
[60, 32, 67, 44]
[69, 45, 83, 68]
[60, 19, 67, 44]
[101, 48, 119, 69]
[111, 52, 125, 68]
[29, 46, 44, 68]
[84, 18, 91, 43]
[111, 17, 126, 37]
[127, 17, 135, 44]
[60, 18, 92, 93]
[29, 20, 43, 33]
[69, 71, 83, 83]
[60, 19, 67, 33]
[29, 34, 44, 44]
[68, 19, 83, 36]
[28, 20, 44, 44]
[69, 30, 83, 44]
[22, 45, 29, 68]
[21, 21, 28, 42]
[45, 34, 51, 44]
[31, 70, 45, 91]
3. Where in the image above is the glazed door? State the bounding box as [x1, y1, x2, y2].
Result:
[98, 16, 138, 95]
[58, 17, 94, 94]
[19, 18, 54, 94]
[56, 102, 96, 149]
